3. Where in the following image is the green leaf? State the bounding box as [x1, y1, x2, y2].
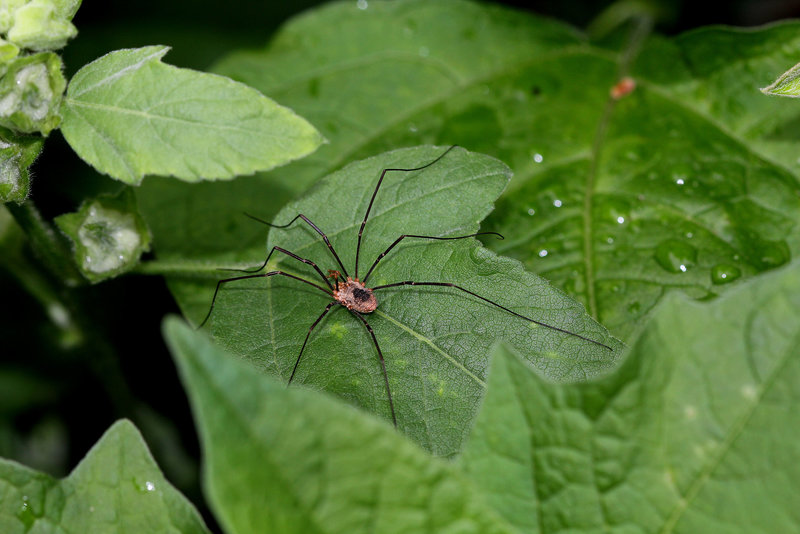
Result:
[54, 188, 151, 282]
[0, 419, 210, 534]
[761, 60, 800, 97]
[195, 0, 800, 340]
[201, 146, 622, 457]
[60, 45, 325, 185]
[459, 262, 800, 533]
[164, 316, 519, 534]
[0, 126, 43, 203]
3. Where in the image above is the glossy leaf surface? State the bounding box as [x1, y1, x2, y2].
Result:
[188, 0, 800, 339]
[203, 146, 622, 457]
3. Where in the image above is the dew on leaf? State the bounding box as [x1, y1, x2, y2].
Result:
[532, 153, 543, 163]
[356, 0, 368, 9]
[654, 239, 697, 274]
[538, 249, 548, 257]
[527, 208, 535, 216]
[757, 240, 790, 269]
[710, 264, 741, 285]
[553, 199, 562, 207]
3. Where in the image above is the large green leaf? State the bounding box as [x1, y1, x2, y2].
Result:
[173, 0, 800, 340]
[61, 45, 324, 184]
[459, 262, 800, 533]
[0, 420, 210, 534]
[164, 316, 519, 534]
[200, 146, 622, 457]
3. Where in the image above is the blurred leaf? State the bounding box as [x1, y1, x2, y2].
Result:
[185, 0, 800, 340]
[54, 188, 151, 283]
[164, 316, 519, 534]
[197, 146, 622, 457]
[0, 419, 210, 534]
[460, 261, 800, 533]
[60, 45, 324, 184]
[762, 60, 800, 97]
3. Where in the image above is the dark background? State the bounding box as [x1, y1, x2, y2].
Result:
[3, 0, 799, 530]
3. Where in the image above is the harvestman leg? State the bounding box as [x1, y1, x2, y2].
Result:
[372, 281, 613, 350]
[354, 145, 458, 279]
[288, 301, 338, 384]
[244, 212, 350, 278]
[220, 245, 333, 291]
[361, 232, 504, 284]
[198, 271, 333, 329]
[348, 310, 397, 427]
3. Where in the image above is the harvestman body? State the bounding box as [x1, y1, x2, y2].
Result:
[200, 146, 611, 427]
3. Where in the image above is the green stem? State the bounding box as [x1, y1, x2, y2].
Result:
[6, 201, 83, 286]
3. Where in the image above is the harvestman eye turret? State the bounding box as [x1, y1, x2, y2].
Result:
[199, 146, 612, 427]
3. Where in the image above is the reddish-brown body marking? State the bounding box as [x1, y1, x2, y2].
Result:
[334, 277, 378, 313]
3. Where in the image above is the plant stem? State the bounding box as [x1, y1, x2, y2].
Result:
[5, 201, 83, 287]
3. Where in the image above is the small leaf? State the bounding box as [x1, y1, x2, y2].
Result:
[0, 52, 65, 134]
[0, 126, 43, 203]
[60, 46, 325, 184]
[164, 316, 519, 534]
[0, 419, 210, 533]
[460, 262, 800, 533]
[761, 59, 800, 97]
[204, 146, 622, 457]
[55, 188, 152, 282]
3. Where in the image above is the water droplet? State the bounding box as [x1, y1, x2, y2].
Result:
[606, 236, 614, 244]
[533, 153, 543, 163]
[676, 178, 685, 185]
[757, 240, 790, 269]
[527, 208, 535, 216]
[685, 232, 693, 239]
[408, 123, 418, 133]
[145, 481, 155, 492]
[418, 46, 430, 57]
[616, 216, 625, 224]
[711, 264, 741, 285]
[654, 240, 697, 274]
[553, 199, 562, 208]
[356, 0, 368, 9]
[538, 249, 548, 257]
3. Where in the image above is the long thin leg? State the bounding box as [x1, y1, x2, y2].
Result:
[288, 301, 338, 384]
[372, 281, 612, 351]
[198, 271, 333, 329]
[349, 310, 397, 427]
[362, 232, 504, 284]
[245, 212, 350, 278]
[220, 246, 333, 291]
[354, 145, 458, 280]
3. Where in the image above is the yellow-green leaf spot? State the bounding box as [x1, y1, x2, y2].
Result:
[328, 322, 347, 339]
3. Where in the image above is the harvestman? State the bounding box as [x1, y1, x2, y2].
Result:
[200, 146, 612, 426]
